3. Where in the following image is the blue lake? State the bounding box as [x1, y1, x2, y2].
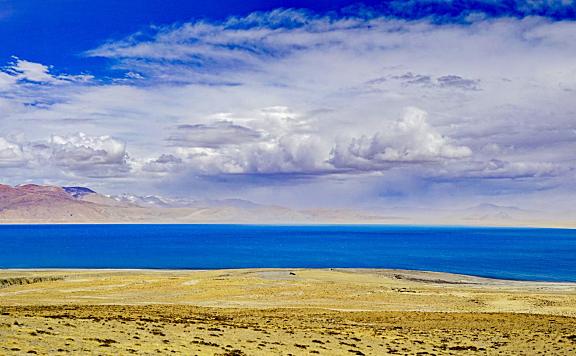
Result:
[1, 224, 575, 282]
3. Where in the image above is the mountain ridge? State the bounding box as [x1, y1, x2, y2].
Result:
[0, 184, 572, 227]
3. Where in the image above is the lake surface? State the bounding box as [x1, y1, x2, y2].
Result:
[1, 224, 575, 282]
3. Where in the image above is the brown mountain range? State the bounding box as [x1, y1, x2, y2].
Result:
[0, 184, 570, 226]
[0, 184, 384, 224]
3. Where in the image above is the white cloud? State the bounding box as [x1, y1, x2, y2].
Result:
[142, 154, 183, 174]
[330, 107, 471, 170]
[8, 59, 55, 83]
[0, 137, 27, 168]
[50, 133, 131, 177]
[175, 133, 330, 175]
[2, 58, 93, 85]
[0, 71, 16, 91]
[158, 106, 469, 175]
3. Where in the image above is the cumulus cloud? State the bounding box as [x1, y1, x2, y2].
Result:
[0, 132, 134, 183]
[50, 133, 130, 177]
[175, 133, 330, 175]
[0, 137, 27, 168]
[7, 59, 56, 83]
[142, 154, 183, 173]
[330, 108, 471, 170]
[160, 107, 469, 176]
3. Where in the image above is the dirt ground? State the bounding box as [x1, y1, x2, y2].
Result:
[1, 268, 576, 355]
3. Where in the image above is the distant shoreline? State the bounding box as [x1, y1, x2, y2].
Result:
[0, 222, 574, 229]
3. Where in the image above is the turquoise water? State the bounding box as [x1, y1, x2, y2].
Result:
[1, 224, 575, 282]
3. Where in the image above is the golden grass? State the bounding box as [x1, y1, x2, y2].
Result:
[1, 269, 575, 354]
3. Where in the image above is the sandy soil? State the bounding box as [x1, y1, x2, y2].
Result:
[1, 268, 576, 355]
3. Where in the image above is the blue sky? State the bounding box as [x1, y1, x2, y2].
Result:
[2, 0, 574, 76]
[1, 0, 576, 216]
[0, 0, 385, 75]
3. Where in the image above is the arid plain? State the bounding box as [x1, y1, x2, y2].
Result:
[1, 268, 576, 355]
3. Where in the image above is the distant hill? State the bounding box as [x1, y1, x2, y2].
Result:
[0, 183, 390, 224]
[0, 184, 113, 222]
[0, 184, 571, 227]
